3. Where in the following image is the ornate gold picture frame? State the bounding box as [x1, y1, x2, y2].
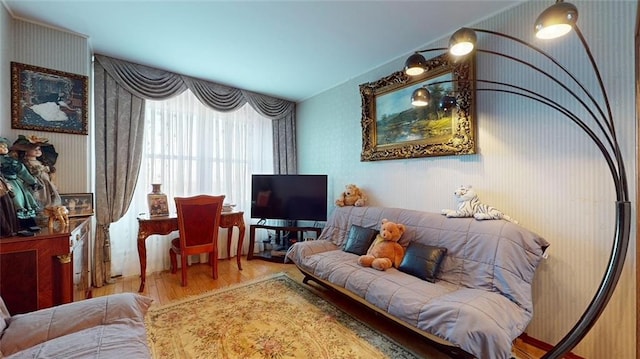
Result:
[11, 62, 88, 135]
[359, 53, 476, 161]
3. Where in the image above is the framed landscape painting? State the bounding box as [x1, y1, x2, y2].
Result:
[11, 62, 88, 135]
[359, 53, 476, 161]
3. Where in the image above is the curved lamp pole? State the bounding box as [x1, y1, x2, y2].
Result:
[404, 1, 630, 358]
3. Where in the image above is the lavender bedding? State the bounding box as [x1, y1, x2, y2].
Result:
[287, 206, 549, 359]
[0, 293, 152, 358]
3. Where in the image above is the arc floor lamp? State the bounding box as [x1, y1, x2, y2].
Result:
[404, 1, 630, 358]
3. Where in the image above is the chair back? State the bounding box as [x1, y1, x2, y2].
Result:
[174, 195, 225, 254]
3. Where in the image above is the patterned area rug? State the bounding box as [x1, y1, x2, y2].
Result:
[145, 273, 420, 359]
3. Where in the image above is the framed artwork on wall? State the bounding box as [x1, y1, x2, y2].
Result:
[10, 62, 89, 135]
[60, 193, 94, 217]
[359, 53, 476, 161]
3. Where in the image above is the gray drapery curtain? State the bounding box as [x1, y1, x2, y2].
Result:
[92, 54, 296, 286]
[93, 61, 146, 287]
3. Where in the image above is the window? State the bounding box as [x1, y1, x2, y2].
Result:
[109, 90, 273, 277]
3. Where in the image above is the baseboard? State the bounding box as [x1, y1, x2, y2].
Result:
[518, 333, 585, 359]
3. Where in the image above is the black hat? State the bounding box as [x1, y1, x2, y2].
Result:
[10, 135, 51, 151]
[10, 135, 58, 165]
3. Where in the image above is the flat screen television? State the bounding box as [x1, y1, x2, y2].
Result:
[250, 174, 328, 222]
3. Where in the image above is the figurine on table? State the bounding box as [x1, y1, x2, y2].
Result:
[11, 135, 61, 208]
[0, 137, 42, 230]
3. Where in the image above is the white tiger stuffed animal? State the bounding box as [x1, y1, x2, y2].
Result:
[441, 185, 518, 224]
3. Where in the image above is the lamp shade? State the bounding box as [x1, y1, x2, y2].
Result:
[411, 87, 431, 107]
[449, 27, 477, 56]
[404, 53, 428, 76]
[534, 1, 578, 39]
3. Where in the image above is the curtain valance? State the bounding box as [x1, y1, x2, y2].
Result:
[95, 55, 186, 100]
[94, 55, 295, 119]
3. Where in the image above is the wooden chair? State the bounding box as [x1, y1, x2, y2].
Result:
[169, 194, 225, 286]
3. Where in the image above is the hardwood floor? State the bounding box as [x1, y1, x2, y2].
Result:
[93, 257, 546, 359]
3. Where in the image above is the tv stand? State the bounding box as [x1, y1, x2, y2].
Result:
[248, 224, 322, 263]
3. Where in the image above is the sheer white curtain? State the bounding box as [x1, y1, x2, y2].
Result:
[109, 89, 273, 277]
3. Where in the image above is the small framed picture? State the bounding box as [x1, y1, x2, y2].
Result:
[148, 193, 169, 217]
[60, 193, 94, 217]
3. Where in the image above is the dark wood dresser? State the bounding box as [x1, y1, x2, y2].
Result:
[0, 217, 91, 314]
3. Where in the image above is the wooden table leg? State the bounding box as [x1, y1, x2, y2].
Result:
[225, 225, 245, 270]
[56, 254, 73, 304]
[137, 232, 147, 292]
[227, 227, 233, 260]
[236, 221, 245, 270]
[136, 215, 179, 292]
[220, 212, 245, 270]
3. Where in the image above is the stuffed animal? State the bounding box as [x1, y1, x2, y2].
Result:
[441, 185, 518, 223]
[357, 219, 406, 270]
[335, 184, 367, 207]
[44, 205, 69, 229]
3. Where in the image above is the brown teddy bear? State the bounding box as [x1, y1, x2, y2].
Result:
[357, 218, 405, 270]
[335, 183, 366, 207]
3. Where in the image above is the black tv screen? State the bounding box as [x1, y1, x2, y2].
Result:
[251, 174, 328, 221]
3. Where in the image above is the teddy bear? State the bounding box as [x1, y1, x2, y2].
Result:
[357, 218, 406, 270]
[441, 185, 518, 223]
[335, 183, 366, 207]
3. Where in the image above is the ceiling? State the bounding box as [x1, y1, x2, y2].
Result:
[3, 0, 524, 102]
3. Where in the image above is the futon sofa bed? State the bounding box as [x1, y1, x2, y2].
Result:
[287, 206, 549, 359]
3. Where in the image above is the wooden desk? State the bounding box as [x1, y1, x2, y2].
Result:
[136, 211, 245, 292]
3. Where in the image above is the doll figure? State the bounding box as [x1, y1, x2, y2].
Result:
[0, 137, 41, 229]
[0, 171, 18, 236]
[11, 135, 61, 208]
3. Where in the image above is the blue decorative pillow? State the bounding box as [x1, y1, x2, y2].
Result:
[343, 225, 378, 255]
[398, 242, 447, 283]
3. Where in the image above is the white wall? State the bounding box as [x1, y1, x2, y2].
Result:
[297, 1, 637, 358]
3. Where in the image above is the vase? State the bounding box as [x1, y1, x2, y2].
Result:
[147, 183, 169, 217]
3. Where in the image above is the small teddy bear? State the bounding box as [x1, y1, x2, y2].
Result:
[357, 218, 406, 270]
[335, 184, 366, 207]
[441, 185, 518, 224]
